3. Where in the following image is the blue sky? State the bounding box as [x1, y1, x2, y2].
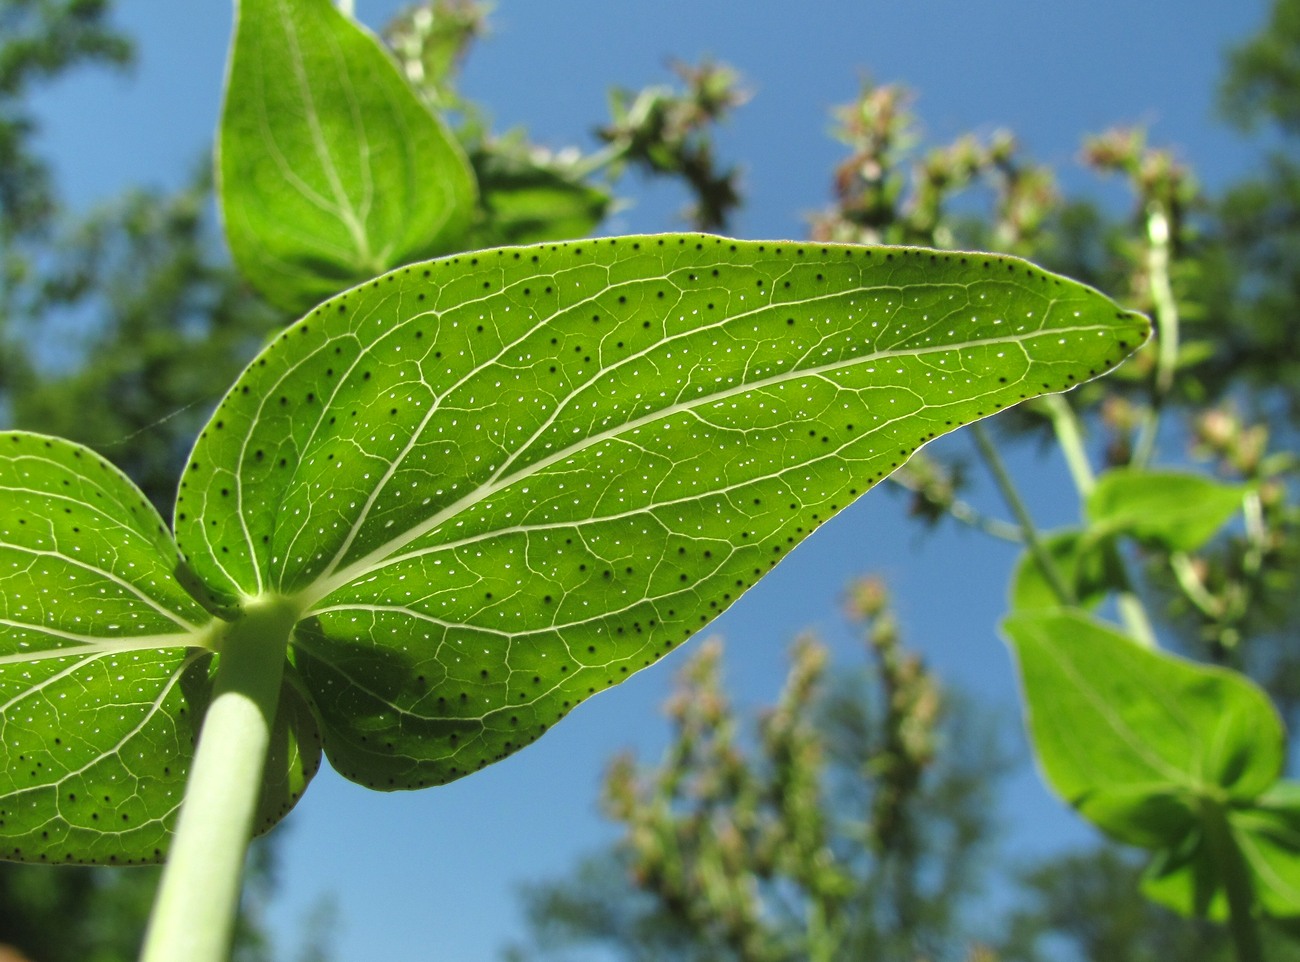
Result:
[28, 1, 1272, 959]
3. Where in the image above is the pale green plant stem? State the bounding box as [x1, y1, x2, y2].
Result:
[1112, 579, 1158, 647]
[1200, 798, 1265, 962]
[970, 422, 1077, 606]
[1039, 394, 1158, 648]
[1170, 551, 1222, 619]
[1133, 204, 1180, 468]
[1041, 395, 1096, 496]
[1241, 490, 1267, 580]
[140, 595, 298, 962]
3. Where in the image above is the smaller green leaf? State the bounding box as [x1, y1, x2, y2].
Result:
[1141, 826, 1224, 919]
[1008, 528, 1125, 611]
[1236, 783, 1300, 918]
[0, 432, 320, 863]
[1004, 609, 1284, 847]
[1086, 468, 1248, 552]
[219, 0, 477, 313]
[0, 433, 213, 863]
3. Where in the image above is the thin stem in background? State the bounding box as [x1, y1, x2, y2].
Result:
[1040, 394, 1159, 648]
[1133, 204, 1181, 468]
[1201, 799, 1266, 962]
[1041, 395, 1096, 497]
[970, 422, 1077, 607]
[886, 476, 1024, 544]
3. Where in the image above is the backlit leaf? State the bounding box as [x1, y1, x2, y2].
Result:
[465, 145, 613, 248]
[1086, 468, 1248, 553]
[0, 433, 319, 864]
[1141, 782, 1300, 920]
[1005, 609, 1284, 848]
[1008, 528, 1125, 611]
[174, 235, 1147, 791]
[219, 0, 477, 313]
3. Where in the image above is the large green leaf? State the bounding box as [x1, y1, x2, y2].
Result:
[0, 433, 319, 864]
[1086, 468, 1248, 553]
[218, 0, 477, 313]
[1004, 609, 1284, 848]
[174, 235, 1147, 791]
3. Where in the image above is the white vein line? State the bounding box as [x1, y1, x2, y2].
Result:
[341, 392, 926, 576]
[265, 0, 372, 257]
[0, 623, 199, 660]
[0, 645, 198, 715]
[0, 482, 164, 549]
[315, 269, 975, 581]
[303, 320, 1099, 605]
[47, 650, 209, 789]
[246, 332, 373, 590]
[0, 543, 201, 634]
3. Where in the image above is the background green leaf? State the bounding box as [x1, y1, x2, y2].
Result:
[464, 144, 613, 249]
[1141, 782, 1300, 921]
[218, 0, 477, 313]
[1086, 468, 1249, 552]
[1008, 528, 1127, 611]
[175, 234, 1147, 791]
[1004, 609, 1284, 848]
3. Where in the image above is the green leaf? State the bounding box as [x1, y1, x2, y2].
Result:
[218, 0, 477, 313]
[1008, 528, 1125, 611]
[1141, 782, 1300, 921]
[0, 432, 318, 864]
[465, 144, 613, 248]
[1234, 783, 1300, 917]
[174, 235, 1147, 791]
[1086, 468, 1248, 552]
[1004, 609, 1284, 848]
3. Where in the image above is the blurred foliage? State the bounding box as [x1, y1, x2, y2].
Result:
[506, 578, 1004, 962]
[998, 844, 1300, 962]
[0, 836, 280, 962]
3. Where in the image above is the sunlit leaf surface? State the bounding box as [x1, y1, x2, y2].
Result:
[1141, 781, 1300, 921]
[219, 0, 477, 313]
[1086, 468, 1248, 552]
[0, 434, 320, 864]
[175, 234, 1147, 790]
[0, 434, 212, 863]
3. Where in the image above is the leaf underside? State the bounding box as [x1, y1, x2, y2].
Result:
[0, 433, 210, 864]
[0, 434, 322, 864]
[173, 234, 1147, 792]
